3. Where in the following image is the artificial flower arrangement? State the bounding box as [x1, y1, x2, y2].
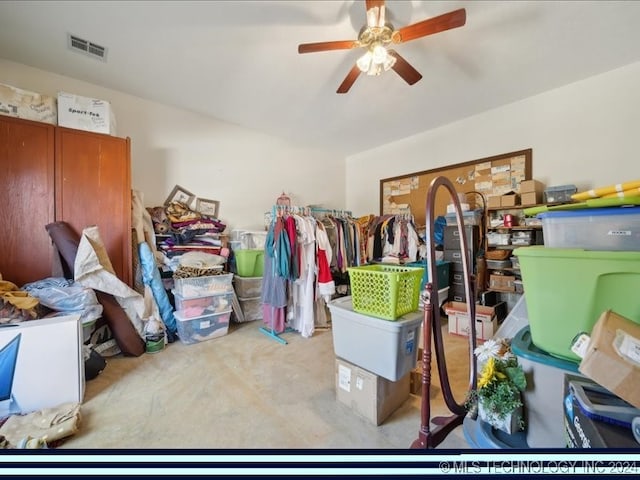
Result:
[466, 337, 527, 433]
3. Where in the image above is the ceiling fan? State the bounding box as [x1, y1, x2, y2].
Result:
[298, 1, 466, 94]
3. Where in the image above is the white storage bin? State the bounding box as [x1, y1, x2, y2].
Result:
[174, 309, 231, 345]
[445, 209, 483, 226]
[327, 296, 422, 381]
[173, 273, 233, 298]
[173, 290, 233, 319]
[233, 276, 262, 298]
[539, 206, 640, 250]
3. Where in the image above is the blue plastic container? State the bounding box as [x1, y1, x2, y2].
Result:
[538, 206, 640, 250]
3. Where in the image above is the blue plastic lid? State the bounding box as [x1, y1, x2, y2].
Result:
[511, 326, 580, 372]
[537, 206, 640, 219]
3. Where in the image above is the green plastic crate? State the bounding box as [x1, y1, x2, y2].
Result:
[235, 249, 264, 277]
[514, 246, 640, 362]
[347, 265, 423, 320]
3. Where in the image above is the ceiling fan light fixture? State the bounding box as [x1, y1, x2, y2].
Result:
[358, 43, 396, 75]
[356, 50, 372, 73]
[371, 43, 387, 64]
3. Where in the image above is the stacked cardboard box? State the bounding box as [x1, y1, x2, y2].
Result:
[520, 179, 544, 206]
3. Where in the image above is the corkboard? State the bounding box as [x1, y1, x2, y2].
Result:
[380, 149, 532, 227]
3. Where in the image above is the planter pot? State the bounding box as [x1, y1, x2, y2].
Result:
[478, 400, 523, 434]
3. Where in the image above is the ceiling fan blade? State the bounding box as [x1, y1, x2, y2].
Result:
[298, 40, 359, 54]
[365, 0, 385, 27]
[388, 50, 422, 86]
[393, 8, 466, 44]
[337, 65, 361, 94]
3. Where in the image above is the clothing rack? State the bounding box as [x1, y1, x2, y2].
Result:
[261, 204, 311, 344]
[308, 207, 353, 217]
[259, 313, 294, 345]
[262, 205, 350, 344]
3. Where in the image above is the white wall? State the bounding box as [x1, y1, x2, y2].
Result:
[346, 61, 640, 218]
[0, 58, 346, 231]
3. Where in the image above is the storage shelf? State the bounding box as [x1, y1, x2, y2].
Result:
[487, 202, 564, 212]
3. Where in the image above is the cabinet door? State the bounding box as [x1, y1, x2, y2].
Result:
[0, 116, 55, 286]
[55, 127, 132, 286]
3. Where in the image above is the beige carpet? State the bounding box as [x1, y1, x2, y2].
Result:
[61, 313, 472, 449]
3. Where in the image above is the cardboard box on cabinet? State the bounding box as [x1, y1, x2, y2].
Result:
[57, 91, 116, 135]
[0, 315, 84, 418]
[0, 83, 57, 125]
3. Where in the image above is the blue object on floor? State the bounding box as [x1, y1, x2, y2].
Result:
[463, 416, 529, 449]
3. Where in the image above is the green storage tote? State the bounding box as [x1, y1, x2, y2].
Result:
[514, 246, 640, 361]
[405, 260, 451, 291]
[234, 249, 264, 277]
[347, 264, 423, 320]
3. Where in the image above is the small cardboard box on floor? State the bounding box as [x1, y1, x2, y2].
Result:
[335, 357, 410, 425]
[0, 314, 84, 418]
[444, 301, 498, 341]
[578, 309, 640, 409]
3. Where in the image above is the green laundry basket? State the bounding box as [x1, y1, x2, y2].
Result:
[347, 264, 423, 320]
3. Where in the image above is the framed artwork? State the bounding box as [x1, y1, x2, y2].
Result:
[196, 198, 220, 218]
[164, 185, 196, 207]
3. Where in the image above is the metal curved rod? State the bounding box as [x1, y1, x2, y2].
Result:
[411, 175, 478, 449]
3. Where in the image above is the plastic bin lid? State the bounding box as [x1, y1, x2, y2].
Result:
[544, 184, 577, 192]
[444, 209, 483, 218]
[537, 206, 640, 219]
[327, 296, 423, 332]
[511, 326, 580, 372]
[512, 246, 640, 260]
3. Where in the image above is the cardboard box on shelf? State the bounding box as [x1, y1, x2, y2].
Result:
[578, 310, 640, 409]
[444, 301, 498, 341]
[487, 196, 502, 209]
[489, 274, 516, 292]
[501, 193, 519, 207]
[0, 314, 84, 418]
[0, 83, 57, 125]
[57, 91, 116, 135]
[335, 357, 410, 425]
[520, 179, 544, 193]
[521, 191, 543, 206]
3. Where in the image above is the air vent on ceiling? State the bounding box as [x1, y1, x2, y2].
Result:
[67, 33, 108, 62]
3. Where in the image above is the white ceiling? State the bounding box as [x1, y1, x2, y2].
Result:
[1, 1, 640, 156]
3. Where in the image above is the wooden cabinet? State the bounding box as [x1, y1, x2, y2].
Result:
[55, 127, 132, 286]
[0, 115, 132, 287]
[0, 117, 55, 286]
